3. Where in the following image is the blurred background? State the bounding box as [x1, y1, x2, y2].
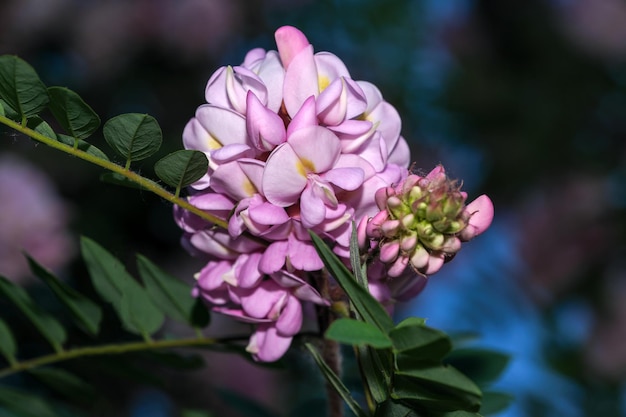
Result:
[1, 0, 625, 416]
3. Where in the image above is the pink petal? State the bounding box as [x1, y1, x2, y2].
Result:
[255, 51, 285, 112]
[238, 158, 265, 193]
[314, 52, 351, 85]
[248, 324, 293, 362]
[387, 136, 411, 168]
[259, 240, 288, 274]
[300, 184, 326, 228]
[323, 167, 365, 191]
[287, 236, 324, 271]
[316, 77, 367, 126]
[246, 91, 286, 151]
[194, 105, 248, 147]
[459, 195, 494, 241]
[276, 296, 303, 335]
[240, 281, 285, 319]
[275, 26, 310, 68]
[283, 44, 319, 117]
[262, 143, 308, 206]
[211, 161, 258, 200]
[237, 252, 263, 288]
[288, 126, 341, 173]
[287, 96, 318, 136]
[211, 144, 255, 164]
[249, 201, 290, 225]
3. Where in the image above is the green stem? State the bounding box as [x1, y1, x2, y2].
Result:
[0, 336, 218, 379]
[0, 115, 228, 230]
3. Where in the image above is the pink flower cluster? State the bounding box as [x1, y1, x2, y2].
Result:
[176, 26, 494, 362]
[357, 166, 494, 308]
[176, 26, 410, 361]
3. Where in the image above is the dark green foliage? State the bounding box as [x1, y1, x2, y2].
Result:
[47, 87, 100, 140]
[103, 113, 162, 163]
[0, 55, 48, 120]
[154, 149, 209, 191]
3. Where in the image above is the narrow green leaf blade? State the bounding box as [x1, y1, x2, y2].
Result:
[0, 276, 66, 351]
[309, 231, 394, 333]
[155, 150, 208, 189]
[374, 399, 420, 417]
[0, 99, 4, 116]
[103, 113, 162, 162]
[444, 348, 510, 389]
[305, 343, 369, 417]
[119, 277, 165, 337]
[325, 318, 392, 348]
[0, 55, 49, 118]
[349, 222, 368, 288]
[356, 345, 392, 404]
[80, 237, 164, 336]
[392, 375, 480, 412]
[390, 321, 452, 360]
[479, 391, 513, 415]
[0, 386, 60, 417]
[27, 256, 102, 336]
[80, 236, 130, 310]
[0, 317, 17, 363]
[396, 365, 482, 401]
[27, 116, 56, 140]
[136, 254, 209, 327]
[47, 86, 100, 140]
[56, 134, 110, 161]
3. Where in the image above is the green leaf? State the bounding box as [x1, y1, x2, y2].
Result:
[0, 317, 17, 363]
[0, 386, 60, 417]
[80, 236, 131, 311]
[47, 86, 100, 140]
[0, 55, 49, 119]
[309, 232, 394, 334]
[444, 349, 510, 389]
[80, 237, 164, 336]
[27, 116, 56, 139]
[479, 392, 513, 415]
[136, 254, 209, 328]
[349, 222, 368, 288]
[0, 98, 19, 120]
[119, 279, 165, 337]
[0, 276, 66, 351]
[29, 367, 97, 406]
[374, 399, 420, 417]
[325, 318, 392, 348]
[103, 113, 162, 162]
[390, 321, 452, 360]
[155, 150, 208, 189]
[392, 375, 480, 413]
[100, 172, 145, 190]
[56, 133, 110, 161]
[27, 256, 102, 336]
[356, 345, 392, 404]
[0, 99, 4, 116]
[305, 343, 369, 417]
[395, 365, 482, 403]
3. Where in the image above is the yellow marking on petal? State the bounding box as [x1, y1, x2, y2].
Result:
[296, 157, 316, 177]
[242, 177, 256, 196]
[318, 75, 330, 92]
[206, 133, 222, 150]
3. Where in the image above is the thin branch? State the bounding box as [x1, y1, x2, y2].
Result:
[0, 115, 228, 230]
[0, 336, 219, 379]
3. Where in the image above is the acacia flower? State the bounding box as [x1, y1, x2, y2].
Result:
[175, 26, 490, 362]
